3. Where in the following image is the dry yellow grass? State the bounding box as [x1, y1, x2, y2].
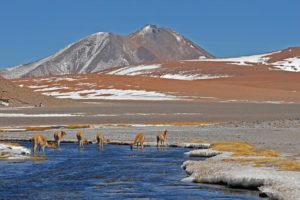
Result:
[65, 124, 90, 129]
[254, 159, 300, 171]
[190, 139, 208, 144]
[211, 141, 279, 157]
[223, 157, 300, 171]
[144, 121, 218, 126]
[0, 142, 21, 146]
[25, 126, 52, 131]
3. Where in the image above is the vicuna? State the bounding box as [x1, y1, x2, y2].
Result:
[53, 130, 67, 148]
[156, 129, 168, 147]
[130, 133, 145, 150]
[31, 134, 48, 155]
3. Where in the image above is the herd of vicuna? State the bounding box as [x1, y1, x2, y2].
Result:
[31, 129, 168, 154]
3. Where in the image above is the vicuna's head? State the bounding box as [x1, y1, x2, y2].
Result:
[83, 139, 89, 145]
[61, 131, 67, 136]
[164, 129, 168, 136]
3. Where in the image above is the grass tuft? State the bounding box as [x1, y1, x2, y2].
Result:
[65, 124, 90, 129]
[211, 141, 279, 157]
[25, 126, 52, 131]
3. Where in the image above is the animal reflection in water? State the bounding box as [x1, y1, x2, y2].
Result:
[30, 129, 168, 154]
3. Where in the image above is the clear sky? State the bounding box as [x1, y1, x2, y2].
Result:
[0, 0, 299, 68]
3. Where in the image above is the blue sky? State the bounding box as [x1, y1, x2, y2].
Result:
[0, 0, 299, 68]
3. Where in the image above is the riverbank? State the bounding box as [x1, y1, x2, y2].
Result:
[182, 142, 300, 200]
[1, 117, 300, 199]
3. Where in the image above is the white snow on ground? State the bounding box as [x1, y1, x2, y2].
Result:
[159, 74, 230, 80]
[0, 101, 9, 107]
[0, 143, 30, 160]
[182, 158, 300, 200]
[272, 57, 300, 72]
[185, 149, 221, 157]
[53, 77, 78, 82]
[0, 113, 84, 117]
[28, 85, 49, 89]
[43, 89, 177, 101]
[108, 64, 161, 75]
[205, 52, 277, 66]
[35, 86, 69, 92]
[186, 51, 280, 66]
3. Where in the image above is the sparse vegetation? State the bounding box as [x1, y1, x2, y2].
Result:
[25, 126, 52, 131]
[211, 141, 279, 157]
[189, 139, 208, 144]
[65, 124, 90, 129]
[223, 157, 300, 171]
[145, 121, 218, 126]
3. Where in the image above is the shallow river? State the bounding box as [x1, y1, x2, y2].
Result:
[0, 142, 259, 199]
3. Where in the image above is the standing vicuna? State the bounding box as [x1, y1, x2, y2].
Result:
[76, 131, 85, 148]
[156, 129, 168, 147]
[96, 132, 105, 149]
[53, 130, 67, 148]
[31, 134, 48, 155]
[130, 133, 145, 150]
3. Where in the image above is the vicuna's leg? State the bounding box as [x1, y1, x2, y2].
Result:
[32, 144, 37, 155]
[42, 145, 46, 155]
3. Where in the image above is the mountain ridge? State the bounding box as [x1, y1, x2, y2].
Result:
[1, 24, 213, 79]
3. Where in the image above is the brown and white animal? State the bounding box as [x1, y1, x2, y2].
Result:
[31, 134, 48, 154]
[96, 133, 105, 149]
[156, 129, 168, 147]
[130, 133, 145, 150]
[53, 130, 67, 148]
[76, 131, 85, 148]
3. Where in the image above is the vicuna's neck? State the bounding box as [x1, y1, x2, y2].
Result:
[164, 131, 167, 136]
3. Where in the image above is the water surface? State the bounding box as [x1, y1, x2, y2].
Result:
[0, 142, 259, 199]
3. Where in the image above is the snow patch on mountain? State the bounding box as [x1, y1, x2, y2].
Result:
[159, 74, 231, 80]
[42, 89, 177, 101]
[108, 64, 161, 75]
[272, 57, 300, 72]
[201, 51, 280, 66]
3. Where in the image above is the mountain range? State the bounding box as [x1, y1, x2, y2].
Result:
[1, 25, 213, 79]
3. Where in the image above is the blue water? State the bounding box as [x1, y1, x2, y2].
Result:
[0, 142, 259, 200]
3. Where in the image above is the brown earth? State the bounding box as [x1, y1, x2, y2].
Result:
[0, 76, 76, 107]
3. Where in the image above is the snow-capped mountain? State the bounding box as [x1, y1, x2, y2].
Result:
[1, 24, 213, 79]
